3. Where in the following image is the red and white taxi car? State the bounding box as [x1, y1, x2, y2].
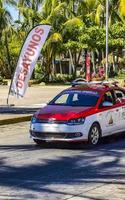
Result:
[30, 79, 125, 146]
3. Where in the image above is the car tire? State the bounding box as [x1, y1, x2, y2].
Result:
[33, 139, 46, 145]
[88, 123, 101, 146]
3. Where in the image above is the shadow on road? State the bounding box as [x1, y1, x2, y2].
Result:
[0, 106, 40, 114]
[0, 133, 125, 199]
[1, 132, 125, 151]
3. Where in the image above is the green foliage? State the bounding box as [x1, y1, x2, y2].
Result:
[80, 26, 106, 50]
[62, 17, 84, 42]
[109, 23, 125, 49]
[34, 64, 74, 84]
[34, 63, 45, 83]
[1, 0, 125, 80]
[51, 74, 73, 83]
[110, 23, 125, 39]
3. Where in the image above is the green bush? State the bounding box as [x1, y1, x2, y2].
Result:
[51, 74, 74, 83]
[114, 70, 125, 79]
[34, 62, 83, 84]
[34, 64, 45, 83]
[34, 63, 74, 83]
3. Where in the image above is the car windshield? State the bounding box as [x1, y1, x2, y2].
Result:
[49, 90, 100, 107]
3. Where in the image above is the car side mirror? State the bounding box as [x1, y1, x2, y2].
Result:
[102, 101, 113, 107]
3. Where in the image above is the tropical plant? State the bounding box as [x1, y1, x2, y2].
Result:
[1, 0, 125, 80]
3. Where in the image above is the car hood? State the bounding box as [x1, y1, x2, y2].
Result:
[34, 105, 94, 120]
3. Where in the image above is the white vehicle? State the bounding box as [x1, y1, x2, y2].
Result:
[30, 80, 125, 146]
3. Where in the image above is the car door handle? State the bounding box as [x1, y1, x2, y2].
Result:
[116, 109, 119, 112]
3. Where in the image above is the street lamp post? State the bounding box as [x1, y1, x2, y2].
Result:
[106, 0, 109, 80]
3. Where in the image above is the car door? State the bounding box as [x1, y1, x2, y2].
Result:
[97, 90, 120, 136]
[114, 89, 125, 131]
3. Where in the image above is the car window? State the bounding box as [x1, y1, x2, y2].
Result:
[114, 90, 125, 100]
[99, 91, 114, 107]
[104, 91, 114, 103]
[54, 93, 69, 104]
[49, 90, 100, 107]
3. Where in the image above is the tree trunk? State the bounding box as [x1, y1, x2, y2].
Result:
[32, 0, 35, 28]
[102, 50, 105, 68]
[52, 58, 55, 76]
[68, 49, 75, 76]
[4, 33, 11, 77]
[91, 51, 95, 73]
[59, 56, 63, 74]
[112, 52, 116, 71]
[76, 50, 81, 65]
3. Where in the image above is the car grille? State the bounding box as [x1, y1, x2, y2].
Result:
[36, 119, 66, 124]
[30, 131, 82, 139]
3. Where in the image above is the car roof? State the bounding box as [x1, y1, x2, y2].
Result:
[64, 83, 122, 94]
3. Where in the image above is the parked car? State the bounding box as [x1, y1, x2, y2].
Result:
[30, 79, 125, 146]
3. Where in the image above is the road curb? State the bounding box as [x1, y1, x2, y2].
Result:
[0, 115, 32, 126]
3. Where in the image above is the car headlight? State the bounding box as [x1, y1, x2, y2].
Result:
[67, 117, 85, 125]
[31, 117, 41, 123]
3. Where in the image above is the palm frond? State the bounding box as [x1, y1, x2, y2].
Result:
[49, 32, 62, 43]
[64, 17, 84, 27]
[119, 0, 125, 17]
[95, 4, 104, 25]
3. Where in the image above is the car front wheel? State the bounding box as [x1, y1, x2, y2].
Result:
[88, 123, 101, 146]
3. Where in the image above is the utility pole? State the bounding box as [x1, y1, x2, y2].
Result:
[106, 0, 109, 80]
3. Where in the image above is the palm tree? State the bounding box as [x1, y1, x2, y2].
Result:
[17, 0, 44, 28]
[0, 0, 15, 77]
[118, 0, 125, 21]
[0, 0, 12, 39]
[39, 0, 66, 81]
[93, 0, 125, 27]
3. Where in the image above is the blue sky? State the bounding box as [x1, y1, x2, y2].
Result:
[6, 5, 19, 21]
[6, 3, 43, 22]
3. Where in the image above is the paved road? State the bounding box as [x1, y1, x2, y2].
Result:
[0, 85, 68, 106]
[0, 122, 125, 200]
[0, 85, 68, 123]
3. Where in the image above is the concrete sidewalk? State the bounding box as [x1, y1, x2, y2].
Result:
[0, 104, 44, 125]
[0, 85, 68, 125]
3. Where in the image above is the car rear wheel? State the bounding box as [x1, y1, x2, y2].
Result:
[33, 139, 46, 145]
[88, 123, 101, 146]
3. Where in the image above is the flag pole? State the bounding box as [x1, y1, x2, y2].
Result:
[7, 79, 12, 106]
[105, 0, 109, 80]
[6, 65, 17, 106]
[7, 93, 9, 105]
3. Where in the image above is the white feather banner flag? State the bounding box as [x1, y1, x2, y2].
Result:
[9, 24, 51, 98]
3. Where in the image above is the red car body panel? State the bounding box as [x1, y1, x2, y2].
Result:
[34, 105, 95, 120]
[34, 85, 125, 121]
